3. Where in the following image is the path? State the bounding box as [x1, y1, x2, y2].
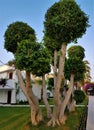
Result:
[86, 96, 94, 130]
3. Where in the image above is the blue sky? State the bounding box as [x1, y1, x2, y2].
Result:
[0, 0, 94, 81]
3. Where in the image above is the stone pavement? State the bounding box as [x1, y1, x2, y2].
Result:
[86, 96, 94, 130]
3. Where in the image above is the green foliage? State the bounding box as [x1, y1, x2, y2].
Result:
[76, 106, 87, 130]
[74, 90, 86, 104]
[64, 45, 86, 81]
[47, 78, 54, 91]
[44, 0, 89, 45]
[68, 45, 85, 60]
[0, 78, 7, 86]
[43, 35, 61, 53]
[64, 57, 86, 81]
[15, 40, 51, 76]
[31, 46, 51, 76]
[48, 78, 54, 87]
[4, 21, 36, 53]
[8, 60, 15, 66]
[15, 40, 41, 71]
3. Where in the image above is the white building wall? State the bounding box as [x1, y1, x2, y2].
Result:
[7, 79, 17, 104]
[0, 72, 8, 79]
[11, 89, 16, 104]
[13, 70, 26, 83]
[17, 89, 27, 102]
[6, 79, 15, 88]
[0, 65, 44, 103]
[32, 84, 42, 100]
[0, 90, 8, 103]
[13, 71, 18, 82]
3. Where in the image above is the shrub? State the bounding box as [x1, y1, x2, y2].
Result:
[0, 78, 7, 87]
[47, 78, 54, 91]
[74, 90, 85, 104]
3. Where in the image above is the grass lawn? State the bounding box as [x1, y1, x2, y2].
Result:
[0, 106, 83, 130]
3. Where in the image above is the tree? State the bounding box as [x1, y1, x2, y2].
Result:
[84, 60, 91, 83]
[4, 21, 36, 54]
[64, 57, 86, 106]
[63, 45, 86, 112]
[44, 0, 89, 126]
[66, 45, 86, 82]
[67, 46, 91, 84]
[15, 40, 43, 125]
[43, 37, 60, 87]
[68, 45, 85, 60]
[4, 21, 42, 125]
[64, 57, 86, 81]
[29, 45, 52, 118]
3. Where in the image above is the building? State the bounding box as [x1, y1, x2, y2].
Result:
[0, 65, 42, 104]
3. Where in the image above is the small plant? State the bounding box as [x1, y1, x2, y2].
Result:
[75, 105, 88, 130]
[74, 90, 86, 104]
[47, 77, 54, 91]
[0, 78, 7, 87]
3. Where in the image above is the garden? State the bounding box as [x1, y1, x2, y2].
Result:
[0, 95, 88, 130]
[2, 0, 89, 128]
[0, 106, 87, 130]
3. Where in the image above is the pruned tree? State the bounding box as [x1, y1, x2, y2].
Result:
[64, 57, 86, 108]
[29, 45, 52, 118]
[67, 45, 86, 84]
[68, 45, 85, 60]
[63, 45, 86, 112]
[44, 0, 89, 126]
[4, 21, 42, 125]
[15, 40, 44, 125]
[43, 37, 60, 87]
[4, 21, 36, 54]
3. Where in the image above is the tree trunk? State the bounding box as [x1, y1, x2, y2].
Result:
[16, 69, 43, 125]
[59, 74, 74, 123]
[42, 74, 52, 118]
[53, 50, 58, 86]
[47, 43, 67, 126]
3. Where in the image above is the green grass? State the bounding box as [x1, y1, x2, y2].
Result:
[0, 97, 87, 130]
[0, 107, 30, 130]
[0, 106, 83, 130]
[39, 98, 54, 105]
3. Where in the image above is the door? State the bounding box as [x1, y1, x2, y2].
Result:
[7, 91, 11, 104]
[9, 72, 13, 79]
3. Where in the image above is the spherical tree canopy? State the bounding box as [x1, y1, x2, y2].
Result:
[15, 40, 41, 71]
[44, 0, 89, 45]
[31, 47, 51, 76]
[68, 45, 85, 60]
[4, 21, 36, 54]
[43, 36, 61, 53]
[64, 57, 86, 80]
[15, 40, 51, 76]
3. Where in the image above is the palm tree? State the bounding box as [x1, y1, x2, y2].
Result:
[84, 60, 91, 83]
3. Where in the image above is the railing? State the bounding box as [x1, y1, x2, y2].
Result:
[75, 105, 88, 130]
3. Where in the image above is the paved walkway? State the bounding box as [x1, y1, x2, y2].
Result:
[86, 96, 94, 130]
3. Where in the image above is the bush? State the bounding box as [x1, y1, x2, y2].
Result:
[74, 90, 85, 104]
[0, 78, 7, 87]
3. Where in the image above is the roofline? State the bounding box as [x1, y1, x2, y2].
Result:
[0, 69, 15, 74]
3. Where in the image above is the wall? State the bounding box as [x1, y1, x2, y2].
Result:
[0, 90, 8, 103]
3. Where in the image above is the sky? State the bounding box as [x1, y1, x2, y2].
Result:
[0, 0, 94, 81]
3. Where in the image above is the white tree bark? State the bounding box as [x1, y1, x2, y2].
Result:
[59, 74, 74, 123]
[16, 69, 43, 125]
[54, 50, 58, 86]
[42, 74, 52, 118]
[47, 43, 67, 126]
